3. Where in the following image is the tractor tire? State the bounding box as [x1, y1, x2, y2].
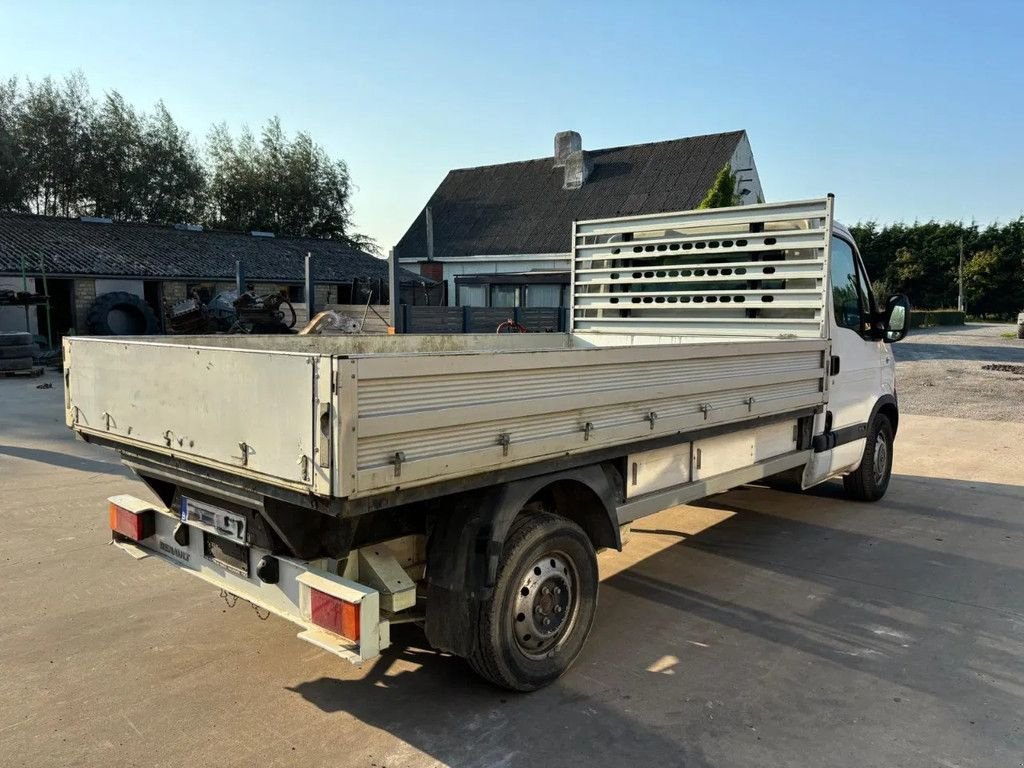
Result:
[0, 331, 32, 347]
[0, 343, 39, 359]
[0, 357, 34, 372]
[843, 415, 894, 502]
[467, 511, 598, 691]
[86, 292, 159, 336]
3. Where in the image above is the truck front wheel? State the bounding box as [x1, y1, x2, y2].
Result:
[468, 512, 598, 691]
[843, 415, 894, 502]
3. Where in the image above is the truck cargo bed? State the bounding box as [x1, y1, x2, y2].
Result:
[65, 332, 828, 500]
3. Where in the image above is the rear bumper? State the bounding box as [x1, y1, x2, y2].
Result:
[108, 494, 389, 663]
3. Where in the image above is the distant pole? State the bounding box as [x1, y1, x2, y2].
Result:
[19, 254, 30, 333]
[40, 253, 52, 349]
[388, 247, 400, 332]
[235, 259, 245, 295]
[305, 252, 314, 321]
[957, 236, 964, 313]
[425, 206, 434, 262]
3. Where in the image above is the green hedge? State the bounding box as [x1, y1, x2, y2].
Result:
[910, 309, 966, 328]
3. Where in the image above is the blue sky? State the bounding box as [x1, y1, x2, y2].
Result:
[1, 0, 1021, 249]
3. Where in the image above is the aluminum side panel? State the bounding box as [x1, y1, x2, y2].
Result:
[350, 339, 828, 497]
[66, 337, 323, 489]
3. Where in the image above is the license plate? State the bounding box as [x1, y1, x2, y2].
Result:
[180, 496, 247, 545]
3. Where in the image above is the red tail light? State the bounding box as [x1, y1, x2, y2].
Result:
[309, 588, 360, 642]
[108, 502, 154, 541]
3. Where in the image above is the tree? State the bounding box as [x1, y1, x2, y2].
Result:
[138, 101, 205, 223]
[86, 91, 143, 220]
[16, 74, 93, 216]
[851, 218, 1024, 318]
[206, 116, 370, 250]
[698, 163, 739, 209]
[0, 73, 375, 250]
[0, 77, 29, 211]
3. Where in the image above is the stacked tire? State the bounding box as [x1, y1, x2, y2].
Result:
[0, 332, 39, 373]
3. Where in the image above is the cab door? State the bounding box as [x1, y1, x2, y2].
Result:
[804, 235, 887, 484]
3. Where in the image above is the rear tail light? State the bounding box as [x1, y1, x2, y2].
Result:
[109, 502, 155, 541]
[309, 588, 360, 642]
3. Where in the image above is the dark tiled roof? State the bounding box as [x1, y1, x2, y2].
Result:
[396, 131, 746, 259]
[0, 212, 424, 282]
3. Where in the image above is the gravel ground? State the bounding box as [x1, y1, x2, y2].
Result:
[895, 323, 1024, 422]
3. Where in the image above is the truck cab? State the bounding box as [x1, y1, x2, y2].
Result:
[803, 222, 906, 495]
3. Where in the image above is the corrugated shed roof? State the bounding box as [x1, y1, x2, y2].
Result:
[0, 213, 423, 282]
[396, 131, 746, 259]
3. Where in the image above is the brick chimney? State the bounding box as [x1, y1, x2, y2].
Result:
[554, 131, 592, 189]
[554, 130, 582, 167]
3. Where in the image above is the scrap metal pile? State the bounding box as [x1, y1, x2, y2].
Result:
[166, 289, 297, 335]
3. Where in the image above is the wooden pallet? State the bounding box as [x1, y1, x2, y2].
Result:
[0, 366, 44, 378]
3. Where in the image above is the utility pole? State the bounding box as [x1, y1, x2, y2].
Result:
[957, 236, 965, 313]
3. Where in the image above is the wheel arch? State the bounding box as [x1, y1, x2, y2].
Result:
[871, 394, 899, 436]
[423, 462, 621, 656]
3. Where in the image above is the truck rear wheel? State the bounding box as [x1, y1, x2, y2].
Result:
[468, 512, 598, 691]
[843, 415, 894, 502]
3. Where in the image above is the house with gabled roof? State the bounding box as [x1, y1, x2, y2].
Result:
[395, 130, 763, 308]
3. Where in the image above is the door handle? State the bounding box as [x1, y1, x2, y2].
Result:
[830, 355, 841, 375]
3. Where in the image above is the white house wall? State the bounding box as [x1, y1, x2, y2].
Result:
[729, 134, 764, 204]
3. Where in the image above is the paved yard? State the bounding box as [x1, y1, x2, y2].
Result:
[1, 327, 1022, 767]
[895, 322, 1024, 421]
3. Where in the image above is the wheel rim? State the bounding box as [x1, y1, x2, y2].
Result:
[873, 433, 889, 486]
[512, 551, 578, 659]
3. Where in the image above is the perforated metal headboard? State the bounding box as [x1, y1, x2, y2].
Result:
[570, 196, 834, 338]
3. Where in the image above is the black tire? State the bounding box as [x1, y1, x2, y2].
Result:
[0, 343, 39, 359]
[843, 415, 894, 502]
[1017, 324, 1024, 340]
[86, 292, 159, 336]
[0, 357, 34, 372]
[467, 512, 598, 691]
[0, 331, 32, 347]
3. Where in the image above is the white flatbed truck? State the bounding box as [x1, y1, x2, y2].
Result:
[65, 197, 911, 690]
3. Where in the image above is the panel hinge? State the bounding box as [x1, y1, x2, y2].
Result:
[582, 421, 594, 441]
[700, 403, 714, 420]
[645, 411, 658, 430]
[238, 441, 251, 466]
[393, 451, 405, 478]
[498, 432, 511, 456]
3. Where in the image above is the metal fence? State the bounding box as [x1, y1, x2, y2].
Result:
[397, 305, 569, 334]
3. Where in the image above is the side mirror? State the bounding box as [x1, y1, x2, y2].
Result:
[883, 294, 911, 343]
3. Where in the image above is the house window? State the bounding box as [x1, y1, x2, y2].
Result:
[458, 284, 487, 307]
[455, 275, 569, 308]
[524, 284, 561, 307]
[490, 284, 520, 308]
[286, 285, 305, 303]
